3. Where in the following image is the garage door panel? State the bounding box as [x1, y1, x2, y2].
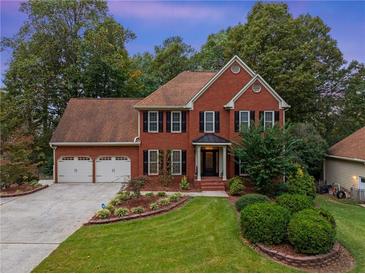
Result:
[96, 156, 131, 183]
[58, 157, 93, 183]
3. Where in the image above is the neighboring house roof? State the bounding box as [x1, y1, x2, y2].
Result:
[327, 127, 365, 161]
[134, 71, 215, 109]
[50, 98, 141, 144]
[192, 133, 231, 145]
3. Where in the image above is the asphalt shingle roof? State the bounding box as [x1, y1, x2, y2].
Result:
[192, 133, 231, 144]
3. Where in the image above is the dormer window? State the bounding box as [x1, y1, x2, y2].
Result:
[148, 111, 158, 132]
[171, 111, 182, 133]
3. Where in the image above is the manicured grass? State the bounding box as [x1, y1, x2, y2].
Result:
[316, 195, 365, 272]
[33, 197, 294, 272]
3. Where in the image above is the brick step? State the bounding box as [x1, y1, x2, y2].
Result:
[200, 182, 226, 186]
[201, 185, 226, 191]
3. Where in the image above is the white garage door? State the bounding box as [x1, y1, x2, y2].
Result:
[58, 156, 93, 183]
[96, 156, 131, 183]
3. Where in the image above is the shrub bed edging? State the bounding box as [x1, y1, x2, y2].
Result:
[256, 242, 341, 267]
[0, 185, 49, 198]
[86, 196, 190, 225]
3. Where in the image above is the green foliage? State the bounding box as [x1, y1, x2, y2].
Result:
[114, 207, 129, 217]
[287, 166, 316, 199]
[180, 176, 190, 190]
[128, 176, 147, 197]
[288, 209, 336, 254]
[158, 198, 170, 207]
[157, 192, 166, 197]
[131, 207, 144, 214]
[240, 203, 290, 244]
[276, 194, 314, 213]
[109, 197, 121, 207]
[272, 183, 288, 197]
[235, 194, 270, 212]
[169, 194, 180, 202]
[228, 177, 245, 196]
[234, 124, 298, 194]
[96, 208, 111, 219]
[150, 202, 159, 211]
[117, 191, 131, 201]
[289, 123, 328, 178]
[145, 192, 154, 197]
[299, 208, 336, 228]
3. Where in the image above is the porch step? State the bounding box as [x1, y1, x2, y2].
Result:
[199, 181, 226, 191]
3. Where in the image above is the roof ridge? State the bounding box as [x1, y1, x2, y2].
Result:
[70, 97, 143, 101]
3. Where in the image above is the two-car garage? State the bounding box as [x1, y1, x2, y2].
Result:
[57, 156, 131, 183]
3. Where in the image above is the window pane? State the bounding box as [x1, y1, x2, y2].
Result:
[149, 151, 157, 162]
[172, 151, 180, 162]
[205, 112, 214, 122]
[205, 122, 214, 132]
[149, 112, 157, 121]
[240, 111, 249, 130]
[149, 163, 158, 174]
[264, 112, 273, 129]
[240, 112, 249, 122]
[172, 112, 180, 122]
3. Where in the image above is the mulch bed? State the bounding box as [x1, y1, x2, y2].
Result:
[87, 196, 189, 225]
[0, 184, 48, 198]
[129, 180, 201, 192]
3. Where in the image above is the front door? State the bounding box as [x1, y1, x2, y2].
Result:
[202, 149, 218, 176]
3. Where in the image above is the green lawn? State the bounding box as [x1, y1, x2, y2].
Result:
[33, 197, 294, 272]
[316, 195, 365, 272]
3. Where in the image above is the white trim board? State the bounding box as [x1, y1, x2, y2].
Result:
[49, 142, 140, 146]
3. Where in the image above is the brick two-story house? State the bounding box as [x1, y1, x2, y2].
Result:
[50, 56, 290, 190]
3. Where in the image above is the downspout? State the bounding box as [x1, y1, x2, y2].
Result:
[50, 144, 57, 183]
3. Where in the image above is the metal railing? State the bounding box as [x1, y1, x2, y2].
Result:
[350, 188, 365, 202]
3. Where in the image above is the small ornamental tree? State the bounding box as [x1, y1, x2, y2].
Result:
[233, 124, 298, 194]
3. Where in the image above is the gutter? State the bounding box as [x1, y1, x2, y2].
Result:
[325, 154, 365, 164]
[49, 142, 140, 146]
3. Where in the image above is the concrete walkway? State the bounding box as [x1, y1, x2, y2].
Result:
[141, 190, 228, 197]
[0, 182, 120, 273]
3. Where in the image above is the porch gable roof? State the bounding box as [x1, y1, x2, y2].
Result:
[192, 133, 231, 145]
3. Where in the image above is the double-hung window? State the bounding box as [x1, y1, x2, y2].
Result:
[238, 159, 247, 176]
[148, 111, 158, 132]
[148, 150, 159, 175]
[204, 111, 215, 133]
[264, 111, 274, 129]
[239, 111, 250, 131]
[171, 150, 182, 175]
[171, 111, 182, 133]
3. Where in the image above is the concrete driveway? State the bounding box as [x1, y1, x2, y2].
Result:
[0, 183, 121, 273]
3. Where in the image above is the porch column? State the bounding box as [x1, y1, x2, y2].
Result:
[196, 145, 201, 181]
[222, 146, 227, 181]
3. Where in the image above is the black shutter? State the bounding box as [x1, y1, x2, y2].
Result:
[259, 111, 264, 127]
[199, 112, 204, 132]
[275, 111, 280, 124]
[143, 150, 148, 175]
[143, 111, 148, 132]
[182, 150, 187, 175]
[158, 111, 163, 132]
[166, 112, 171, 132]
[159, 150, 163, 175]
[215, 111, 220, 132]
[234, 111, 239, 132]
[250, 111, 255, 126]
[234, 156, 239, 176]
[181, 111, 186, 132]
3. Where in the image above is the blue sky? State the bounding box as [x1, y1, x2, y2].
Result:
[1, 1, 365, 86]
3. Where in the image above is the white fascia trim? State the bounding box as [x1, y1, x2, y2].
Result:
[192, 142, 232, 146]
[225, 74, 290, 109]
[187, 56, 256, 108]
[49, 142, 140, 146]
[325, 154, 365, 164]
[134, 105, 191, 110]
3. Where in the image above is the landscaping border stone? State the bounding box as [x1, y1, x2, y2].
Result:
[256, 242, 341, 268]
[85, 196, 190, 225]
[0, 185, 48, 198]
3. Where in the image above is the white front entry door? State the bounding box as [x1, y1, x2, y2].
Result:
[95, 156, 131, 183]
[58, 156, 93, 183]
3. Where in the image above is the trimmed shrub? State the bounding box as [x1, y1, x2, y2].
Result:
[298, 208, 336, 228]
[117, 191, 131, 201]
[240, 203, 290, 244]
[273, 183, 288, 196]
[169, 194, 179, 202]
[175, 192, 182, 199]
[96, 208, 111, 219]
[131, 207, 144, 214]
[150, 202, 159, 210]
[115, 207, 129, 217]
[157, 192, 166, 197]
[276, 194, 314, 213]
[106, 204, 115, 214]
[235, 194, 270, 212]
[180, 176, 190, 190]
[228, 176, 245, 196]
[145, 192, 154, 197]
[158, 198, 170, 206]
[287, 166, 316, 199]
[288, 210, 336, 254]
[109, 196, 121, 206]
[129, 192, 137, 199]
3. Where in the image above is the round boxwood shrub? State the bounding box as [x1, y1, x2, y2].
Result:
[228, 176, 245, 195]
[96, 208, 111, 219]
[276, 194, 314, 213]
[297, 208, 336, 228]
[240, 202, 290, 244]
[235, 194, 270, 212]
[288, 210, 336, 254]
[115, 207, 129, 217]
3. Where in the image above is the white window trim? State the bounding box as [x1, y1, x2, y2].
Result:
[148, 149, 159, 175]
[148, 111, 159, 133]
[264, 111, 275, 129]
[171, 150, 182, 175]
[359, 176, 365, 190]
[238, 159, 248, 176]
[239, 111, 250, 131]
[171, 111, 182, 133]
[204, 111, 215, 133]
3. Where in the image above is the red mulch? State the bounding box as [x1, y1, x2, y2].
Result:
[0, 184, 39, 194]
[127, 180, 201, 192]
